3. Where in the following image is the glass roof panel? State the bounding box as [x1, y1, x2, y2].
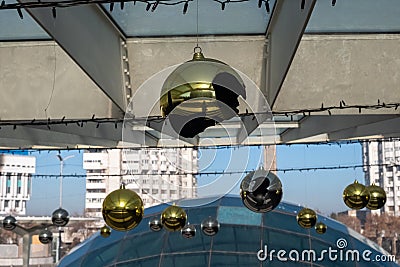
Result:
[162, 253, 209, 267]
[0, 7, 49, 40]
[306, 0, 400, 33]
[118, 232, 164, 262]
[218, 206, 261, 226]
[209, 253, 260, 267]
[212, 225, 261, 252]
[104, 0, 275, 37]
[58, 197, 399, 267]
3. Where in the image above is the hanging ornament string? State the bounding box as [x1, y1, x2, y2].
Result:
[196, 0, 199, 48]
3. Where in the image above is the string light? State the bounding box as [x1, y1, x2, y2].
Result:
[300, 0, 305, 10]
[0, 101, 398, 130]
[1, 137, 399, 152]
[6, 162, 398, 179]
[0, 0, 282, 13]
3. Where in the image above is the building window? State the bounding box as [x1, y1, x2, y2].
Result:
[27, 176, 31, 194]
[15, 200, 20, 208]
[6, 173, 11, 194]
[4, 200, 9, 208]
[17, 174, 22, 194]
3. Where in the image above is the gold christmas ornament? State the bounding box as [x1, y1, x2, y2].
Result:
[100, 225, 111, 238]
[161, 205, 187, 232]
[315, 222, 327, 234]
[38, 229, 53, 244]
[240, 169, 283, 213]
[102, 184, 144, 231]
[366, 184, 386, 210]
[297, 208, 317, 229]
[51, 208, 70, 227]
[343, 180, 369, 210]
[160, 47, 246, 138]
[2, 215, 16, 231]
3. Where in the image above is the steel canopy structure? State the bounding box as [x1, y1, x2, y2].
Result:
[0, 0, 399, 149]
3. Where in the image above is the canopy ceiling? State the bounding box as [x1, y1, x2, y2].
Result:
[0, 0, 399, 149]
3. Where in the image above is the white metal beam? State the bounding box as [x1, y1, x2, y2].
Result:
[281, 115, 398, 143]
[21, 3, 128, 111]
[266, 0, 316, 108]
[329, 117, 400, 141]
[0, 125, 119, 148]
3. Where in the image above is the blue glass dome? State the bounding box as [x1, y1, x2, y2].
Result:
[57, 195, 399, 267]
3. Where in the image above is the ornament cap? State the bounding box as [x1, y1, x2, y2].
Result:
[192, 46, 204, 60]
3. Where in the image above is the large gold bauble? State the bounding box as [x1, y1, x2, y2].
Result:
[161, 205, 187, 232]
[160, 49, 246, 138]
[100, 225, 111, 238]
[297, 208, 317, 229]
[102, 185, 144, 231]
[366, 184, 386, 210]
[240, 169, 283, 213]
[315, 222, 327, 234]
[342, 180, 369, 210]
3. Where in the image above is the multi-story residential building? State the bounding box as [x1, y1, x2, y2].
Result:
[0, 154, 36, 215]
[83, 148, 198, 219]
[362, 140, 400, 216]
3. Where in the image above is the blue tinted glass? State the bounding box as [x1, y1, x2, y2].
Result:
[220, 195, 243, 207]
[163, 228, 211, 253]
[212, 225, 261, 252]
[118, 232, 164, 262]
[115, 256, 160, 267]
[306, 0, 400, 33]
[0, 8, 49, 40]
[218, 206, 261, 226]
[104, 0, 275, 37]
[209, 253, 259, 267]
[161, 253, 209, 267]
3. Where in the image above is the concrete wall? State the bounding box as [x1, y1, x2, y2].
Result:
[275, 34, 400, 114]
[0, 42, 119, 120]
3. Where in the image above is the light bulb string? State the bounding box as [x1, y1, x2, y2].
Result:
[2, 137, 400, 151]
[6, 162, 400, 179]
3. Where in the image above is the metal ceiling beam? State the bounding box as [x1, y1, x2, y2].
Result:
[281, 115, 399, 143]
[265, 0, 316, 108]
[0, 125, 119, 148]
[20, 3, 128, 112]
[328, 117, 400, 141]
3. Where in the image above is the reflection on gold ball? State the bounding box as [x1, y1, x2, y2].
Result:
[343, 180, 369, 210]
[297, 208, 317, 229]
[100, 225, 111, 238]
[161, 205, 187, 232]
[315, 222, 327, 234]
[366, 184, 386, 210]
[159, 50, 246, 138]
[102, 185, 144, 231]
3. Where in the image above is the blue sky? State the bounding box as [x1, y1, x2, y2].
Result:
[27, 151, 86, 216]
[25, 143, 364, 216]
[276, 143, 364, 215]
